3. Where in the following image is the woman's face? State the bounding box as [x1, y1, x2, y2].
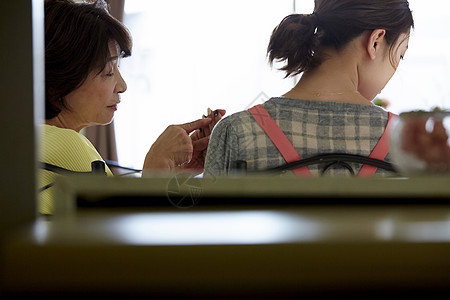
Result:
[359, 32, 410, 101]
[64, 41, 127, 131]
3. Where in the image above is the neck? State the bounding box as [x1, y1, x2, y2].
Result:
[284, 45, 373, 106]
[46, 113, 88, 133]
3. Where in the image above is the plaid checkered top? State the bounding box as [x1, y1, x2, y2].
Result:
[204, 97, 394, 177]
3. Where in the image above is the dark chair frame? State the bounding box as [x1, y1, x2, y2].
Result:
[231, 153, 397, 176]
[38, 161, 107, 192]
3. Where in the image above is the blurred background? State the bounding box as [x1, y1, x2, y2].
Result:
[113, 0, 450, 170]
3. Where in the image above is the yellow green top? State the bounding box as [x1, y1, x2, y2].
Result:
[38, 124, 113, 215]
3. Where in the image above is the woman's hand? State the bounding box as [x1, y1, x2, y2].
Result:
[179, 109, 226, 173]
[142, 108, 225, 175]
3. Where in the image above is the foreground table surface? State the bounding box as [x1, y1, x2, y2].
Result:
[2, 175, 450, 297]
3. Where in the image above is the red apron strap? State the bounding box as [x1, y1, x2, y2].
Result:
[248, 105, 312, 176]
[358, 112, 396, 177]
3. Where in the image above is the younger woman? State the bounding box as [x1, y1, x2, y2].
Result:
[204, 0, 414, 177]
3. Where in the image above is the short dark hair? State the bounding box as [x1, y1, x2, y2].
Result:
[267, 0, 414, 77]
[45, 0, 132, 119]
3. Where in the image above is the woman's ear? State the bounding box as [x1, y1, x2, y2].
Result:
[367, 29, 387, 60]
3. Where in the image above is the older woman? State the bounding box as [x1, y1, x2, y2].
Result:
[39, 0, 225, 215]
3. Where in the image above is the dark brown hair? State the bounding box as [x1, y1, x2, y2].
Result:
[267, 0, 414, 77]
[45, 0, 132, 119]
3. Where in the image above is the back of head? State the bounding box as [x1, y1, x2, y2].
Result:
[45, 0, 132, 119]
[267, 0, 414, 77]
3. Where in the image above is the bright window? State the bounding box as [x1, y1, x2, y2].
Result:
[115, 0, 450, 169]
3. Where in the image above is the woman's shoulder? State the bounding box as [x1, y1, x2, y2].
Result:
[39, 124, 102, 168]
[42, 124, 84, 140]
[211, 97, 295, 135]
[213, 108, 253, 131]
[41, 124, 95, 148]
[218, 97, 282, 123]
